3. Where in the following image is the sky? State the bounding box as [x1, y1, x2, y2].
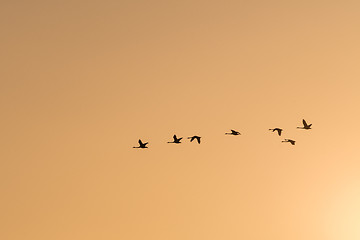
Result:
[1, 1, 360, 239]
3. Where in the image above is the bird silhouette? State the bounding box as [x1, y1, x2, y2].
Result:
[269, 128, 283, 136]
[282, 139, 296, 145]
[168, 134, 183, 144]
[188, 135, 201, 144]
[133, 139, 148, 148]
[225, 129, 241, 135]
[297, 119, 312, 129]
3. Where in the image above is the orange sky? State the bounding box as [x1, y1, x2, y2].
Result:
[1, 1, 360, 239]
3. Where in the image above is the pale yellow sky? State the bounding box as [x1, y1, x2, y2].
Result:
[1, 1, 360, 239]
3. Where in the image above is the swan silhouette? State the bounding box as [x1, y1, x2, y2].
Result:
[297, 119, 312, 130]
[168, 134, 183, 144]
[225, 129, 241, 135]
[282, 139, 296, 145]
[188, 135, 201, 144]
[269, 128, 283, 136]
[133, 139, 148, 148]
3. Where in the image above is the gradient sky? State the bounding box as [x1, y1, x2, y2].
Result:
[1, 1, 360, 239]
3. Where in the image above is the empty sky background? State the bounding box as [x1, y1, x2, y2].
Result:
[1, 1, 360, 239]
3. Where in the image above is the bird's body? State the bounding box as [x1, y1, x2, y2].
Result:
[297, 119, 312, 130]
[225, 129, 241, 135]
[188, 135, 201, 144]
[133, 139, 148, 148]
[282, 139, 296, 145]
[269, 128, 283, 136]
[168, 134, 183, 144]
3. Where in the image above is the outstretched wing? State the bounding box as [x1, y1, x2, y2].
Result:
[138, 139, 143, 145]
[173, 135, 177, 141]
[277, 129, 282, 136]
[178, 137, 183, 141]
[231, 129, 239, 134]
[189, 137, 194, 142]
[291, 141, 295, 145]
[196, 137, 201, 144]
[303, 119, 308, 127]
[144, 142, 148, 146]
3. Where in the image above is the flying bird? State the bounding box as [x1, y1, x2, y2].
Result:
[269, 128, 283, 136]
[168, 134, 183, 144]
[225, 129, 241, 135]
[282, 139, 296, 145]
[297, 119, 312, 130]
[188, 135, 201, 144]
[133, 139, 148, 148]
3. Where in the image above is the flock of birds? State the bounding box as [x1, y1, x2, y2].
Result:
[133, 119, 312, 148]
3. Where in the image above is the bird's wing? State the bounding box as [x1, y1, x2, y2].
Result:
[277, 129, 282, 136]
[291, 141, 295, 145]
[190, 137, 194, 142]
[196, 137, 201, 144]
[178, 137, 183, 141]
[173, 135, 177, 140]
[144, 142, 148, 145]
[138, 139, 143, 145]
[303, 119, 308, 127]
